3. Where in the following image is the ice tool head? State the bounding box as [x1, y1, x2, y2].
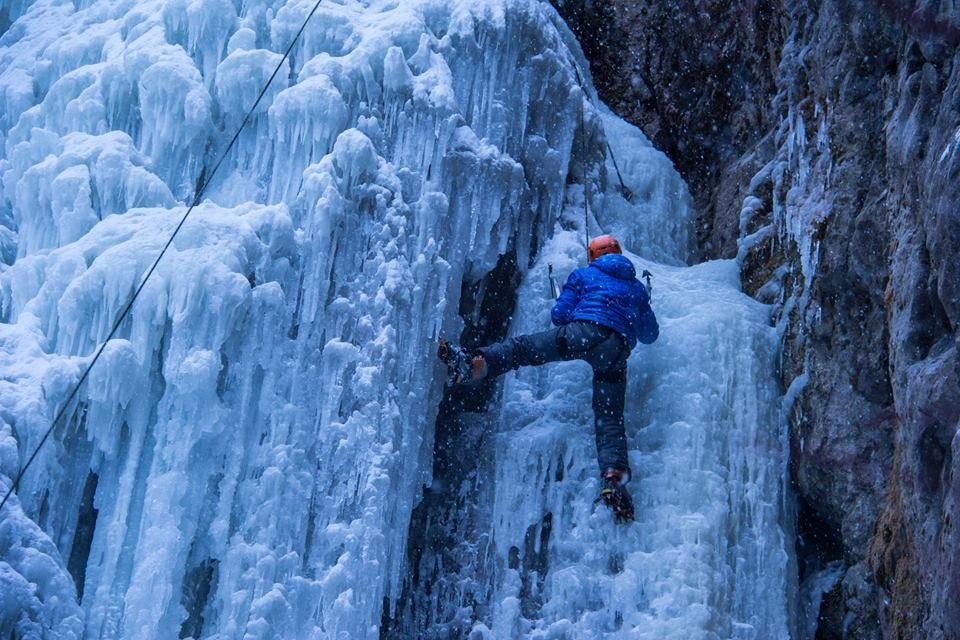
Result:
[588, 234, 622, 262]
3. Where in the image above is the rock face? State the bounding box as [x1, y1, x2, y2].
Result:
[554, 1, 960, 638]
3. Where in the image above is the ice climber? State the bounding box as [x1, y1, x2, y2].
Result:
[438, 234, 658, 523]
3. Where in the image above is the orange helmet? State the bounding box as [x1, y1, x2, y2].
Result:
[588, 235, 622, 262]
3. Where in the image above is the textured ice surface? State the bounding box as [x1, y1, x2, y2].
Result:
[488, 248, 792, 639]
[0, 0, 792, 637]
[397, 110, 792, 638]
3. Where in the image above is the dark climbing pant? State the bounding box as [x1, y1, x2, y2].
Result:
[479, 321, 631, 477]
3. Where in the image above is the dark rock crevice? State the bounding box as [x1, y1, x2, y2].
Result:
[387, 247, 525, 639]
[66, 471, 99, 602]
[178, 557, 218, 640]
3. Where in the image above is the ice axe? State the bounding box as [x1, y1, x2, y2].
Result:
[548, 264, 560, 300]
[642, 269, 653, 300]
[607, 141, 636, 203]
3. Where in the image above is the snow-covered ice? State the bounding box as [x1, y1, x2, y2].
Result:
[0, 0, 794, 638]
[488, 243, 792, 639]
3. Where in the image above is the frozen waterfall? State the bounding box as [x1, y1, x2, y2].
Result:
[0, 0, 795, 638]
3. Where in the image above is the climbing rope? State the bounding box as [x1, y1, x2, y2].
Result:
[569, 62, 633, 205]
[0, 0, 325, 512]
[569, 63, 654, 303]
[580, 90, 591, 251]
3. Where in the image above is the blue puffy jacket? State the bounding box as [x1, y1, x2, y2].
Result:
[550, 254, 658, 349]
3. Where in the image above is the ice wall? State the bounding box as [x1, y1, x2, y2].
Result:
[0, 0, 617, 637]
[394, 111, 793, 638]
[486, 251, 792, 639]
[0, 0, 793, 638]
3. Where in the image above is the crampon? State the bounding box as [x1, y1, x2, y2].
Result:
[595, 469, 634, 523]
[437, 339, 485, 386]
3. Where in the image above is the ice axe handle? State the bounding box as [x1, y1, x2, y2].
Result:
[642, 269, 653, 299]
[548, 264, 560, 300]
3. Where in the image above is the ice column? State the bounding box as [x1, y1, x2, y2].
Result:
[483, 116, 793, 639]
[1, 1, 607, 638]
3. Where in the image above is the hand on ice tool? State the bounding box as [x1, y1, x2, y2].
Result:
[596, 469, 635, 523]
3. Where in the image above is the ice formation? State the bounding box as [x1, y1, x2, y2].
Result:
[0, 0, 794, 638]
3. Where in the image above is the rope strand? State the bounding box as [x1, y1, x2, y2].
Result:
[580, 91, 590, 252]
[0, 0, 325, 512]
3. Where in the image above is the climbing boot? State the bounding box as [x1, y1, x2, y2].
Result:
[597, 468, 634, 523]
[437, 339, 487, 386]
